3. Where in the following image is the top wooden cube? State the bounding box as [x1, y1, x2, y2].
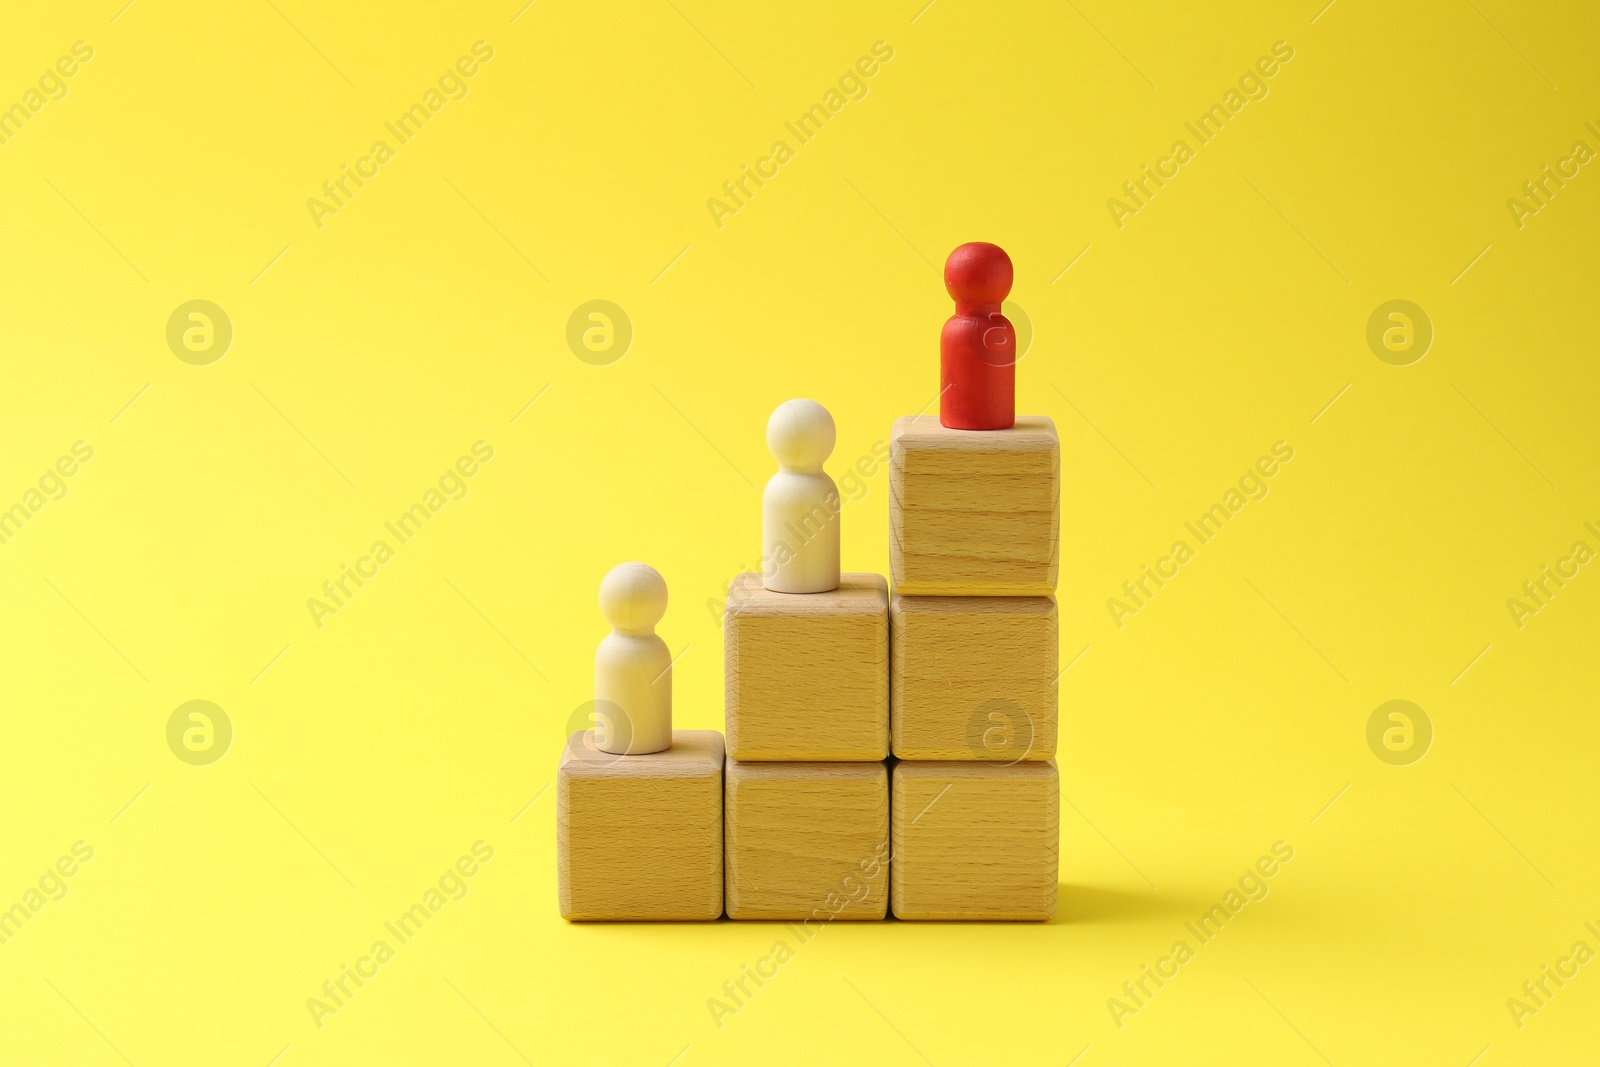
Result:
[890, 416, 1060, 596]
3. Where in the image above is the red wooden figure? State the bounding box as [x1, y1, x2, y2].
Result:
[939, 242, 1016, 430]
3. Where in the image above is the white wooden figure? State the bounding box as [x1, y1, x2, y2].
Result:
[762, 399, 842, 594]
[594, 562, 672, 754]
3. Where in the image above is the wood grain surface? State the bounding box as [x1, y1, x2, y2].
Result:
[725, 572, 888, 761]
[725, 759, 889, 920]
[891, 759, 1058, 921]
[558, 729, 724, 921]
[891, 593, 1058, 761]
[890, 415, 1060, 596]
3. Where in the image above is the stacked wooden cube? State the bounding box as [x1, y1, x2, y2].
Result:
[556, 416, 1062, 922]
[887, 414, 1061, 920]
[715, 414, 1062, 922]
[722, 573, 892, 919]
[557, 728, 725, 921]
[558, 242, 1059, 922]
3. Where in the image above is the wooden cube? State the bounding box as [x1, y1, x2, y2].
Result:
[890, 415, 1059, 596]
[557, 730, 723, 921]
[892, 760, 1059, 920]
[891, 594, 1057, 761]
[724, 572, 888, 761]
[724, 760, 889, 920]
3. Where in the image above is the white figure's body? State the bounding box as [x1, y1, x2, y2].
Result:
[762, 399, 841, 594]
[593, 562, 672, 754]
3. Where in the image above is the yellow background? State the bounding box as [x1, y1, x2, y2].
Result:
[2, 0, 1597, 1063]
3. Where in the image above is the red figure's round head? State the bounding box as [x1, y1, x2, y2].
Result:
[944, 242, 1013, 307]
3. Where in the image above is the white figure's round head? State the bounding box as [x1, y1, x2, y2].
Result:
[599, 562, 667, 633]
[766, 399, 836, 470]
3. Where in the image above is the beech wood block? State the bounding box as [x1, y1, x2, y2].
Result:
[724, 572, 888, 761]
[724, 760, 889, 920]
[890, 415, 1060, 596]
[891, 593, 1057, 761]
[891, 760, 1059, 921]
[557, 729, 723, 921]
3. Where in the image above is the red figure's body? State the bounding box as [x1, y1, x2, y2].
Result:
[940, 242, 1016, 430]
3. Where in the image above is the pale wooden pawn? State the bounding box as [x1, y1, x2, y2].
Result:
[762, 399, 841, 594]
[594, 562, 671, 754]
